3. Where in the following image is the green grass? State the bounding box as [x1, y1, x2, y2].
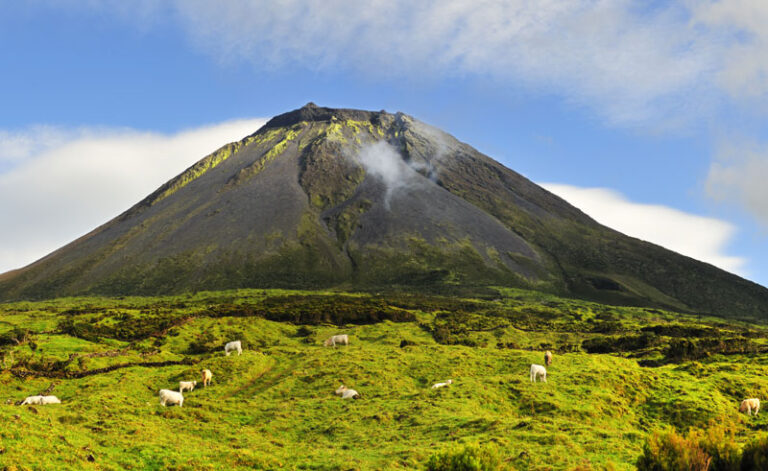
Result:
[2, 288, 768, 469]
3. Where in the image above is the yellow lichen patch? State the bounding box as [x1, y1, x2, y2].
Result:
[325, 121, 346, 142]
[149, 138, 253, 206]
[263, 128, 299, 160]
[248, 127, 285, 146]
[226, 127, 300, 187]
[324, 119, 384, 146]
[296, 123, 325, 152]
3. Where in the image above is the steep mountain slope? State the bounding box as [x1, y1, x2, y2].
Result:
[1, 103, 767, 319]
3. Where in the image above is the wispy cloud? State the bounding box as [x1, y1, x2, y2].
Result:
[356, 141, 411, 209]
[167, 0, 718, 127]
[689, 0, 768, 101]
[542, 183, 746, 275]
[35, 0, 734, 127]
[0, 118, 267, 273]
[0, 126, 78, 163]
[705, 139, 768, 229]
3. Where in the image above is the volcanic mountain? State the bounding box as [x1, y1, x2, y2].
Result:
[2, 103, 767, 318]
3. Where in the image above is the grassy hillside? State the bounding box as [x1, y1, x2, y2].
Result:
[2, 288, 768, 470]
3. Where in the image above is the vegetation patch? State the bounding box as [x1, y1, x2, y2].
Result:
[2, 288, 768, 469]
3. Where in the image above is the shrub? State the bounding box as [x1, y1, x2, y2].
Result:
[295, 326, 314, 337]
[57, 318, 100, 342]
[692, 422, 741, 471]
[581, 333, 659, 354]
[187, 331, 218, 354]
[638, 424, 748, 471]
[665, 338, 758, 363]
[740, 434, 768, 471]
[76, 356, 90, 372]
[425, 443, 501, 471]
[0, 328, 32, 346]
[636, 428, 711, 471]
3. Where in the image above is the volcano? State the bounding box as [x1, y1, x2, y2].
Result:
[2, 103, 767, 318]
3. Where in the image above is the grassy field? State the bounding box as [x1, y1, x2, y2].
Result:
[1, 288, 768, 470]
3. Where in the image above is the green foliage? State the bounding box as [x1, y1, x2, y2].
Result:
[665, 338, 760, 363]
[254, 295, 417, 324]
[2, 288, 768, 469]
[636, 428, 712, 471]
[0, 327, 32, 346]
[425, 443, 502, 471]
[693, 424, 741, 471]
[186, 330, 218, 354]
[295, 326, 314, 337]
[740, 434, 768, 471]
[582, 333, 661, 354]
[638, 423, 758, 471]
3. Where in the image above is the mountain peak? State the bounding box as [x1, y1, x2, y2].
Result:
[263, 103, 389, 129]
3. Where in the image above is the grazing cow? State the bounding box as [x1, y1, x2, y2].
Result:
[740, 398, 761, 416]
[224, 340, 242, 356]
[159, 389, 183, 407]
[20, 395, 61, 405]
[544, 351, 553, 367]
[431, 379, 453, 390]
[324, 334, 349, 347]
[201, 369, 213, 387]
[530, 364, 547, 383]
[335, 384, 360, 399]
[179, 381, 197, 393]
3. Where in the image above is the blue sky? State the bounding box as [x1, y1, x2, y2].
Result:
[2, 1, 768, 288]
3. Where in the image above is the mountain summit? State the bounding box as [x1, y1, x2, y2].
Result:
[2, 103, 767, 318]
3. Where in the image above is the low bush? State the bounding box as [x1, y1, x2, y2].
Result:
[740, 434, 768, 471]
[425, 443, 501, 471]
[638, 424, 759, 471]
[187, 331, 219, 354]
[206, 296, 416, 325]
[636, 428, 711, 471]
[581, 333, 661, 354]
[0, 328, 33, 346]
[295, 326, 314, 337]
[692, 423, 741, 471]
[664, 338, 760, 363]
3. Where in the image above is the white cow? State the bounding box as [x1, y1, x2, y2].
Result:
[431, 379, 453, 389]
[179, 381, 197, 393]
[201, 369, 213, 387]
[324, 334, 349, 347]
[159, 389, 184, 407]
[20, 395, 61, 405]
[224, 340, 242, 356]
[335, 384, 360, 399]
[741, 398, 761, 416]
[530, 364, 547, 383]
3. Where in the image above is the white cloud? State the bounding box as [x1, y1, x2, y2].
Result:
[30, 1, 768, 128]
[541, 183, 746, 275]
[688, 0, 768, 100]
[356, 141, 414, 209]
[0, 118, 267, 274]
[34, 0, 721, 127]
[705, 140, 768, 228]
[167, 0, 717, 127]
[0, 126, 76, 163]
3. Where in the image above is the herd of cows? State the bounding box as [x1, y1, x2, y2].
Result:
[14, 336, 762, 417]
